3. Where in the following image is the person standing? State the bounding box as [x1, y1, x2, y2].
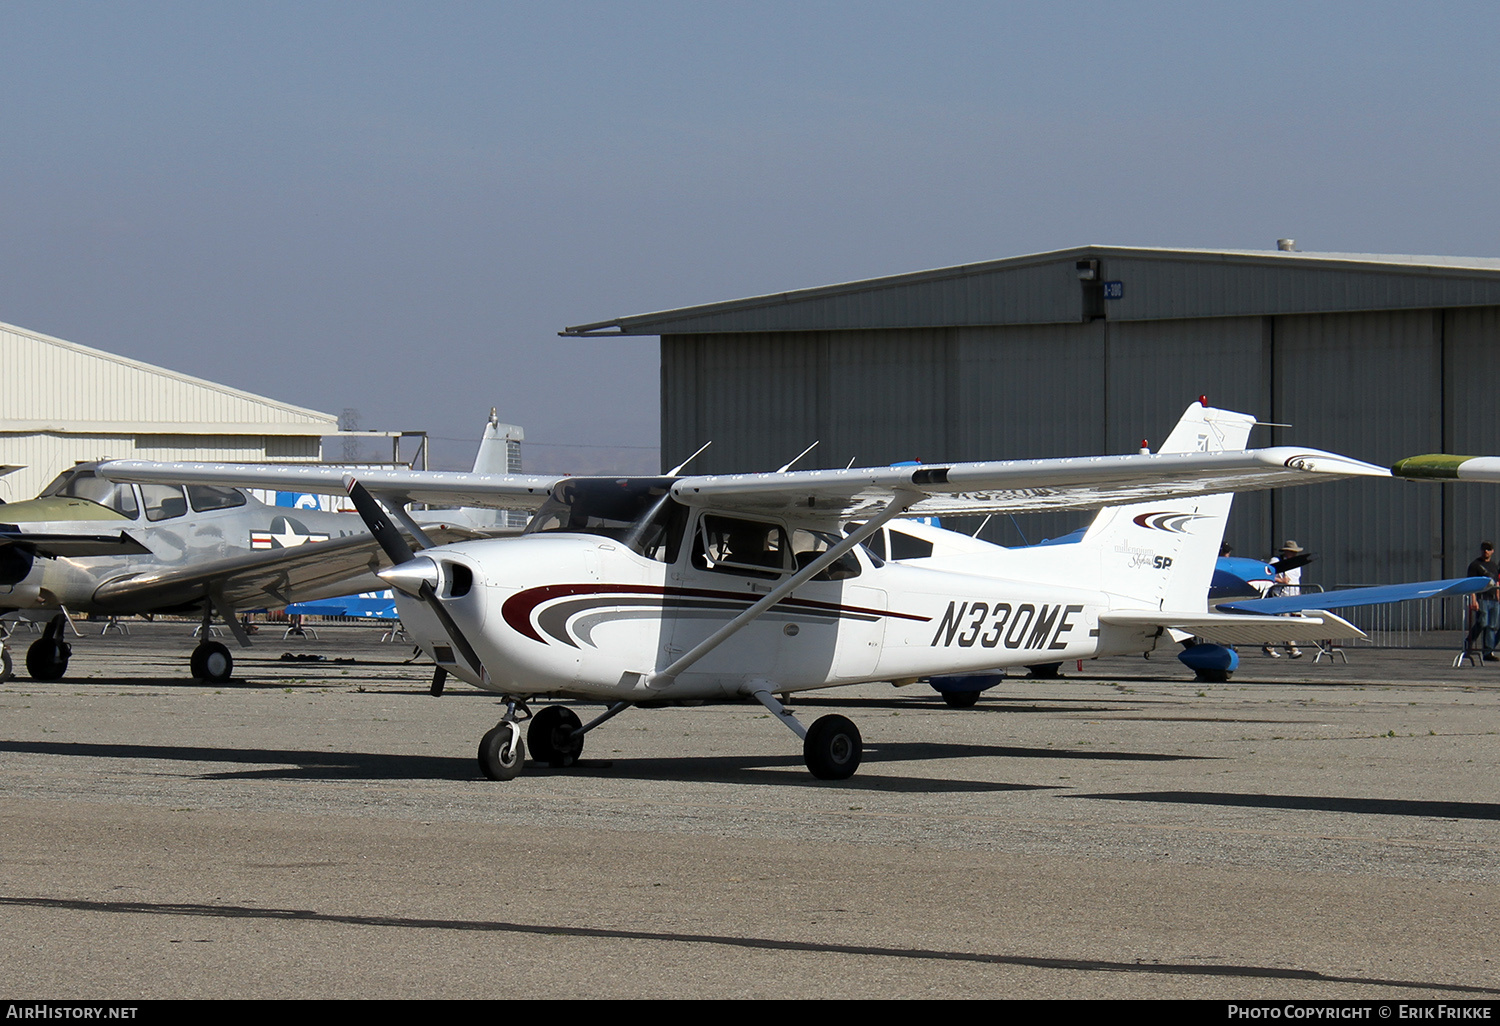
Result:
[1263, 540, 1305, 658]
[1466, 542, 1500, 662]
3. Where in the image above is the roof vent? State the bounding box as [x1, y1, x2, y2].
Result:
[1277, 238, 1298, 252]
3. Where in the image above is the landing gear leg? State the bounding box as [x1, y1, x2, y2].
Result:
[26, 614, 72, 682]
[478, 700, 528, 781]
[750, 686, 863, 781]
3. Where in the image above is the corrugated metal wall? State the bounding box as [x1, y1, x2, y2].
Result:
[663, 304, 1500, 599]
[0, 433, 324, 502]
[1442, 307, 1500, 577]
[1272, 311, 1443, 589]
[0, 322, 334, 501]
[0, 323, 336, 429]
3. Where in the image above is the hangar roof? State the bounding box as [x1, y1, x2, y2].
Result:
[0, 320, 338, 435]
[561, 245, 1500, 336]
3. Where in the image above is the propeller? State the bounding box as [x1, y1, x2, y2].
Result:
[344, 477, 487, 692]
[1269, 551, 1313, 574]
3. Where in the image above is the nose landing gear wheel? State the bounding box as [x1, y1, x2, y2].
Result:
[942, 690, 980, 708]
[479, 722, 526, 780]
[527, 705, 584, 768]
[803, 714, 862, 780]
[190, 641, 234, 683]
[26, 637, 71, 682]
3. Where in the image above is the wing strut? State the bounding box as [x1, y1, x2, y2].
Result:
[646, 490, 919, 688]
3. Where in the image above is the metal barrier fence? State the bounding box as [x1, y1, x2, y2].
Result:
[1317, 584, 1470, 648]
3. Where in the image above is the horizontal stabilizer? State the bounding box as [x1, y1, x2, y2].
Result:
[1100, 609, 1366, 644]
[1219, 577, 1488, 615]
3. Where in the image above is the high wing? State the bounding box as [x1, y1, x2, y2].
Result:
[1217, 577, 1488, 615]
[99, 461, 562, 511]
[89, 525, 482, 612]
[669, 446, 1388, 519]
[103, 445, 1388, 521]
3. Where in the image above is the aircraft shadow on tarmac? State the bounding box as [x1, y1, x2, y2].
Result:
[1077, 789, 1500, 821]
[0, 737, 1202, 793]
[2, 894, 1494, 996]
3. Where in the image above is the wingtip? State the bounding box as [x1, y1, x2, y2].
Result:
[1391, 454, 1471, 479]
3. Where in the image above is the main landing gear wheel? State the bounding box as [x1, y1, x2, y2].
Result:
[942, 691, 980, 709]
[0, 646, 12, 683]
[26, 636, 70, 682]
[804, 714, 862, 780]
[1026, 662, 1063, 679]
[190, 641, 233, 683]
[479, 722, 526, 781]
[528, 706, 584, 768]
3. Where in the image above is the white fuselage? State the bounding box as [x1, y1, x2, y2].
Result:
[395, 526, 1163, 703]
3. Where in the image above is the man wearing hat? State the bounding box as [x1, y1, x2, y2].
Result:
[1263, 540, 1305, 658]
[1466, 542, 1500, 662]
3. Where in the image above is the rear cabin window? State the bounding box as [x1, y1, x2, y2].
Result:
[888, 529, 935, 560]
[187, 484, 248, 512]
[789, 529, 861, 581]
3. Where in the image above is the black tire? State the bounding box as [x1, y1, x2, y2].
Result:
[478, 723, 526, 781]
[942, 690, 980, 708]
[1195, 669, 1230, 684]
[803, 714, 862, 780]
[190, 641, 234, 683]
[1026, 662, 1063, 679]
[527, 705, 584, 768]
[25, 637, 70, 682]
[0, 647, 12, 683]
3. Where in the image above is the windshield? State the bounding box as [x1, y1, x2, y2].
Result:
[39, 467, 139, 518]
[525, 477, 687, 562]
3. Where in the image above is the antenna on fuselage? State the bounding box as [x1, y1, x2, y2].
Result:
[667, 441, 712, 476]
[777, 441, 820, 473]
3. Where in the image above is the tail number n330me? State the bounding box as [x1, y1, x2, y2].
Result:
[930, 601, 1084, 650]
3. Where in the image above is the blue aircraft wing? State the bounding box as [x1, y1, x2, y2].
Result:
[1219, 577, 1489, 615]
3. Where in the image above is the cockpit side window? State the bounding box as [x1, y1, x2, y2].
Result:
[187, 484, 248, 512]
[139, 483, 189, 522]
[41, 469, 139, 519]
[693, 514, 791, 579]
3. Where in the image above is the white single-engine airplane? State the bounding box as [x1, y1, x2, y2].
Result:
[101, 401, 1387, 781]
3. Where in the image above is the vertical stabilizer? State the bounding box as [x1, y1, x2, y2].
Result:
[1081, 402, 1255, 611]
[458, 410, 527, 529]
[473, 408, 524, 475]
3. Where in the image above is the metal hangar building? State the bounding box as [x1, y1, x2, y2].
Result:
[564, 244, 1500, 590]
[0, 319, 338, 504]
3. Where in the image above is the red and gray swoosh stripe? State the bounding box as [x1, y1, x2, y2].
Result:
[1131, 511, 1213, 533]
[502, 583, 929, 648]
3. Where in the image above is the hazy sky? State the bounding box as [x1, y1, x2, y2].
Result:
[3, 2, 1496, 473]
